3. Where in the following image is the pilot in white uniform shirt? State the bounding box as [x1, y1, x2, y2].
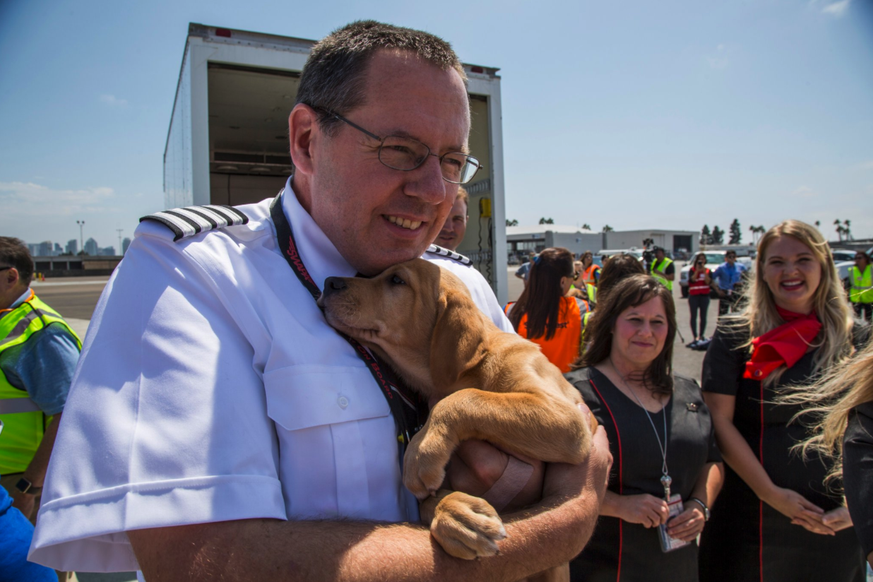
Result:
[28, 178, 513, 573]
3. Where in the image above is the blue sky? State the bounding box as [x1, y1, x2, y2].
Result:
[1, 0, 872, 251]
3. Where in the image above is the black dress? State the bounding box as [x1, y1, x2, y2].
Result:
[566, 367, 721, 582]
[698, 326, 867, 582]
[844, 400, 873, 561]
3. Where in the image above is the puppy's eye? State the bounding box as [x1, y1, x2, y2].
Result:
[391, 275, 406, 285]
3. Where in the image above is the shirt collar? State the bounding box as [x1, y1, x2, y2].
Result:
[281, 177, 357, 291]
[10, 288, 33, 308]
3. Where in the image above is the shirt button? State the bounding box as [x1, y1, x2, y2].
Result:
[338, 396, 349, 409]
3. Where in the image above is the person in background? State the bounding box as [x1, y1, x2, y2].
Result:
[849, 250, 872, 322]
[507, 247, 589, 373]
[0, 454, 56, 581]
[0, 238, 80, 523]
[710, 251, 745, 316]
[687, 252, 713, 348]
[699, 219, 868, 582]
[435, 186, 468, 252]
[567, 274, 723, 582]
[577, 251, 601, 304]
[787, 340, 873, 569]
[650, 247, 675, 292]
[580, 253, 646, 335]
[515, 253, 536, 288]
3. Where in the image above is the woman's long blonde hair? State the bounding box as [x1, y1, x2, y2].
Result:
[726, 219, 854, 386]
[792, 341, 873, 482]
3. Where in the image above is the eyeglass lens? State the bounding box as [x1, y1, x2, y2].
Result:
[378, 136, 479, 184]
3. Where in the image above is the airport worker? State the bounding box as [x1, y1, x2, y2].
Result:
[0, 237, 80, 523]
[436, 186, 468, 251]
[0, 472, 56, 582]
[849, 250, 872, 322]
[711, 250, 746, 316]
[650, 246, 674, 291]
[30, 21, 611, 581]
[578, 251, 600, 304]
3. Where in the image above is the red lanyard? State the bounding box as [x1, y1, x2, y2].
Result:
[269, 193, 424, 452]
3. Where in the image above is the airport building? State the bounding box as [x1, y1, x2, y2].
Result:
[507, 226, 698, 259]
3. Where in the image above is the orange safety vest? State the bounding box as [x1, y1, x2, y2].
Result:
[506, 296, 583, 373]
[582, 264, 600, 287]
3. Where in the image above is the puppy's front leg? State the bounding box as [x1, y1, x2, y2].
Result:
[405, 388, 590, 499]
[422, 489, 506, 560]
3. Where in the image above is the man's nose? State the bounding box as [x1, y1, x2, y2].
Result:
[405, 155, 449, 205]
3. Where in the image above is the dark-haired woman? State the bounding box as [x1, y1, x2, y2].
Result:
[567, 274, 724, 582]
[687, 252, 712, 346]
[506, 247, 588, 373]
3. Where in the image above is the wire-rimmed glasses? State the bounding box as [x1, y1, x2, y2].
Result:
[313, 107, 482, 185]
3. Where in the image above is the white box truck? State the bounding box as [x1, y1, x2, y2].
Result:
[164, 23, 509, 301]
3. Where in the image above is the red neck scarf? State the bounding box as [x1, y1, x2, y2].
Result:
[744, 307, 821, 381]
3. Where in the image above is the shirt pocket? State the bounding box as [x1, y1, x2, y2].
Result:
[263, 365, 391, 430]
[262, 365, 395, 519]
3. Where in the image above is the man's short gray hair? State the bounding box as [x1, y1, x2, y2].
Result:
[296, 20, 466, 135]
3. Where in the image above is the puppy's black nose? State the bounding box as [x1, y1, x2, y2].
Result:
[323, 277, 347, 295]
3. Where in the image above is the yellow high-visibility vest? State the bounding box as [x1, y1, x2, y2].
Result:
[850, 265, 873, 304]
[0, 292, 81, 474]
[651, 257, 674, 291]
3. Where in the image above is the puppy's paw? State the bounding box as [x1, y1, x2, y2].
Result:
[431, 491, 507, 560]
[403, 429, 453, 500]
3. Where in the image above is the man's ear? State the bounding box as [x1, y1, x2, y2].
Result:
[4, 267, 20, 286]
[288, 104, 319, 177]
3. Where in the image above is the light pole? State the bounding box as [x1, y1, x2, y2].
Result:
[76, 220, 85, 254]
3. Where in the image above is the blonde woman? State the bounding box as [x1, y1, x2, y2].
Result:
[792, 341, 873, 568]
[698, 220, 868, 582]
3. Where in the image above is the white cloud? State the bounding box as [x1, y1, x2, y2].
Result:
[99, 94, 128, 107]
[822, 0, 850, 17]
[706, 44, 730, 70]
[861, 161, 873, 170]
[0, 181, 116, 216]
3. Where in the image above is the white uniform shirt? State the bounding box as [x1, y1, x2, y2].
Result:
[29, 179, 513, 572]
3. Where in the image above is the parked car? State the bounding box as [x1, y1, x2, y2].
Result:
[836, 260, 855, 293]
[832, 249, 858, 263]
[679, 251, 728, 298]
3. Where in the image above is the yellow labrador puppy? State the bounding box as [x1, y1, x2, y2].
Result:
[318, 258, 596, 566]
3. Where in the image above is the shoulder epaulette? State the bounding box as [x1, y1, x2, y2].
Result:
[426, 244, 471, 265]
[139, 205, 249, 241]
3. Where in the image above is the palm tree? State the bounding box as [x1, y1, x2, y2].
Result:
[602, 224, 614, 233]
[844, 219, 852, 241]
[582, 223, 592, 231]
[835, 219, 844, 242]
[748, 225, 766, 244]
[814, 220, 821, 229]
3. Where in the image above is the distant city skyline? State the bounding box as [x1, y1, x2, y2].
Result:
[25, 235, 122, 257]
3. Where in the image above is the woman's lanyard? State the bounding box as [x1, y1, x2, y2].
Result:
[269, 193, 423, 455]
[614, 365, 672, 500]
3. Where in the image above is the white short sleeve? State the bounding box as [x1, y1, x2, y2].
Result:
[29, 231, 286, 572]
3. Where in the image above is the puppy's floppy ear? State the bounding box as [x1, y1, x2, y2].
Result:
[430, 272, 488, 384]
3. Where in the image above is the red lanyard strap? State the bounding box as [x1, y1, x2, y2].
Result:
[269, 193, 424, 449]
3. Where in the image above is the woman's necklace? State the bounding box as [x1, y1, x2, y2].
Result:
[610, 360, 672, 500]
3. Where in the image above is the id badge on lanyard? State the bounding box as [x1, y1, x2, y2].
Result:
[658, 494, 692, 553]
